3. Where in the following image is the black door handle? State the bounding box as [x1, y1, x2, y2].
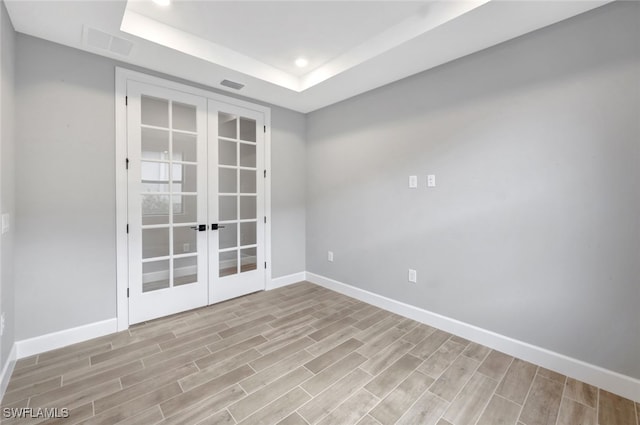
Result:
[211, 223, 226, 230]
[190, 225, 207, 231]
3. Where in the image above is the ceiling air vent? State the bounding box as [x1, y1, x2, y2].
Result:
[221, 80, 245, 90]
[83, 26, 133, 57]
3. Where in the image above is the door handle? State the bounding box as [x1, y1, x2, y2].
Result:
[211, 224, 226, 230]
[190, 225, 207, 231]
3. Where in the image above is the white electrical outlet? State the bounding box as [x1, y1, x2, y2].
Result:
[427, 175, 436, 187]
[409, 175, 418, 189]
[328, 251, 334, 262]
[408, 269, 417, 283]
[0, 313, 5, 337]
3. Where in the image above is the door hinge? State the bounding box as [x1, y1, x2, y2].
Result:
[126, 158, 129, 170]
[264, 169, 266, 178]
[264, 216, 267, 224]
[264, 262, 267, 269]
[126, 224, 129, 234]
[263, 125, 266, 133]
[125, 96, 128, 106]
[127, 288, 129, 298]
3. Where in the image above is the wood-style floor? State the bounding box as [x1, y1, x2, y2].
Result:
[2, 282, 638, 425]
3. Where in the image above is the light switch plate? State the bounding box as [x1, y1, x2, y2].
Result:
[409, 175, 418, 188]
[1, 213, 9, 234]
[408, 269, 417, 283]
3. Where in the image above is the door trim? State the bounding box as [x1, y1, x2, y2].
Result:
[115, 68, 272, 331]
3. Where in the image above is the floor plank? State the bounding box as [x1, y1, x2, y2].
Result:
[598, 389, 637, 425]
[428, 355, 480, 402]
[518, 374, 564, 425]
[297, 367, 371, 424]
[417, 339, 466, 379]
[369, 371, 434, 425]
[396, 390, 448, 425]
[557, 397, 596, 425]
[316, 389, 379, 425]
[495, 358, 537, 405]
[442, 372, 498, 425]
[476, 394, 521, 425]
[228, 367, 312, 422]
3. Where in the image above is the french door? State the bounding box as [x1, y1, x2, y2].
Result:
[208, 101, 266, 304]
[126, 81, 265, 324]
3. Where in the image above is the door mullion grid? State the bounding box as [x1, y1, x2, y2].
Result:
[235, 117, 241, 275]
[168, 100, 174, 289]
[207, 105, 216, 302]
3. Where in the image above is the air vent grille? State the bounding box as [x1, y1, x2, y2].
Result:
[87, 27, 110, 50]
[84, 26, 133, 57]
[221, 80, 245, 90]
[110, 36, 134, 56]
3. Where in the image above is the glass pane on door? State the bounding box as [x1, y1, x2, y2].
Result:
[141, 128, 169, 159]
[239, 196, 256, 220]
[143, 260, 170, 292]
[219, 140, 237, 166]
[219, 112, 238, 139]
[240, 247, 257, 272]
[217, 111, 259, 278]
[142, 195, 170, 225]
[140, 94, 199, 292]
[239, 144, 256, 167]
[141, 96, 169, 127]
[173, 133, 197, 162]
[239, 117, 256, 142]
[142, 228, 169, 258]
[174, 257, 197, 286]
[219, 251, 238, 277]
[172, 102, 197, 132]
[219, 223, 237, 249]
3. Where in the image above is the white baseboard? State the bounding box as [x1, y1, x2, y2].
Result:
[16, 318, 118, 359]
[0, 343, 17, 403]
[306, 272, 640, 403]
[268, 272, 307, 290]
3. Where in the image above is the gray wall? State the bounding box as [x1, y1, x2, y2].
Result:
[14, 35, 306, 340]
[15, 35, 118, 339]
[1, 0, 15, 370]
[271, 107, 306, 278]
[306, 2, 640, 379]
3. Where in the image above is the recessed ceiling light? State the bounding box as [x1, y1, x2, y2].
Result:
[152, 0, 170, 6]
[295, 57, 308, 68]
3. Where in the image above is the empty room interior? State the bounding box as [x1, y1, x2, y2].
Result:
[0, 0, 639, 424]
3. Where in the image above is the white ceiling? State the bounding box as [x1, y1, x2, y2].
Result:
[126, 1, 429, 77]
[5, 0, 612, 113]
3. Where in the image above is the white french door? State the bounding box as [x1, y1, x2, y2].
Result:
[208, 101, 265, 304]
[126, 81, 266, 324]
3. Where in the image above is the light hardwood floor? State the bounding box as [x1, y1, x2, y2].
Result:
[1, 282, 638, 425]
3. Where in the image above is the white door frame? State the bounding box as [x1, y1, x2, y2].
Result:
[115, 68, 272, 331]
